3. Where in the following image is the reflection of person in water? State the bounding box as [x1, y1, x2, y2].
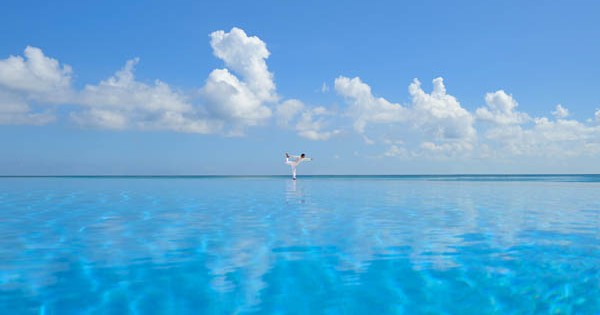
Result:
[285, 153, 312, 180]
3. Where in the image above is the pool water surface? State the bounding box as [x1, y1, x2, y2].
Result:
[0, 176, 598, 314]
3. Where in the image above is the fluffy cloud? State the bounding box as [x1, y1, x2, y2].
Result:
[476, 90, 529, 125]
[480, 97, 600, 157]
[209, 27, 277, 103]
[72, 58, 220, 133]
[336, 76, 475, 154]
[384, 144, 410, 158]
[0, 27, 282, 133]
[201, 27, 276, 132]
[0, 91, 54, 125]
[202, 68, 271, 130]
[80, 59, 190, 113]
[276, 99, 340, 140]
[0, 46, 72, 99]
[335, 76, 408, 133]
[472, 88, 600, 158]
[484, 117, 600, 157]
[335, 75, 600, 159]
[275, 99, 304, 126]
[408, 78, 476, 144]
[75, 27, 277, 134]
[552, 104, 569, 119]
[0, 28, 279, 133]
[0, 46, 72, 125]
[295, 106, 340, 141]
[3, 30, 600, 163]
[419, 141, 474, 155]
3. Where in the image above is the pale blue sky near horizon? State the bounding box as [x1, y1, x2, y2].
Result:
[1, 0, 600, 175]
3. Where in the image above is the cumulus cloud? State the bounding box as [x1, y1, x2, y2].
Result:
[471, 88, 600, 158]
[295, 106, 340, 141]
[209, 27, 277, 103]
[335, 76, 600, 159]
[336, 76, 475, 154]
[476, 90, 529, 125]
[275, 99, 304, 126]
[202, 68, 271, 129]
[3, 30, 600, 163]
[79, 58, 190, 113]
[552, 104, 569, 119]
[0, 28, 280, 133]
[70, 27, 278, 134]
[276, 99, 340, 140]
[0, 46, 72, 99]
[408, 77, 476, 143]
[0, 91, 54, 125]
[334, 76, 408, 133]
[481, 102, 600, 157]
[419, 141, 474, 156]
[0, 46, 72, 125]
[72, 58, 219, 133]
[70, 108, 128, 130]
[200, 27, 277, 133]
[384, 144, 410, 158]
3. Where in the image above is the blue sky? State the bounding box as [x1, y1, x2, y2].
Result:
[1, 0, 600, 175]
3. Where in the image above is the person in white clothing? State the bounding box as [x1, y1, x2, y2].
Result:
[285, 153, 312, 180]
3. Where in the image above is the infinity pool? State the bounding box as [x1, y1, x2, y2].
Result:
[1, 176, 599, 314]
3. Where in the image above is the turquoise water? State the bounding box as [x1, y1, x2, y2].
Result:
[0, 176, 599, 314]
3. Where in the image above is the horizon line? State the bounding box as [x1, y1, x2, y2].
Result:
[1, 173, 600, 178]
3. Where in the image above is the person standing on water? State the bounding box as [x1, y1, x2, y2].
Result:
[285, 153, 312, 180]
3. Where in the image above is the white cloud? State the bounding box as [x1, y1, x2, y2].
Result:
[336, 76, 475, 154]
[0, 91, 54, 125]
[384, 144, 409, 158]
[70, 108, 128, 130]
[476, 90, 529, 125]
[475, 92, 600, 158]
[419, 141, 474, 156]
[0, 46, 72, 99]
[552, 104, 569, 119]
[275, 99, 340, 140]
[202, 68, 271, 129]
[71, 27, 277, 134]
[209, 27, 277, 103]
[294, 105, 340, 141]
[198, 27, 279, 132]
[275, 99, 304, 126]
[334, 76, 408, 133]
[0, 28, 278, 132]
[532, 117, 595, 143]
[73, 58, 220, 133]
[80, 58, 191, 112]
[0, 46, 71, 125]
[362, 135, 375, 145]
[334, 77, 600, 159]
[408, 77, 476, 143]
[3, 32, 600, 164]
[482, 112, 600, 158]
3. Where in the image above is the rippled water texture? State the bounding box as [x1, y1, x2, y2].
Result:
[1, 176, 599, 314]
